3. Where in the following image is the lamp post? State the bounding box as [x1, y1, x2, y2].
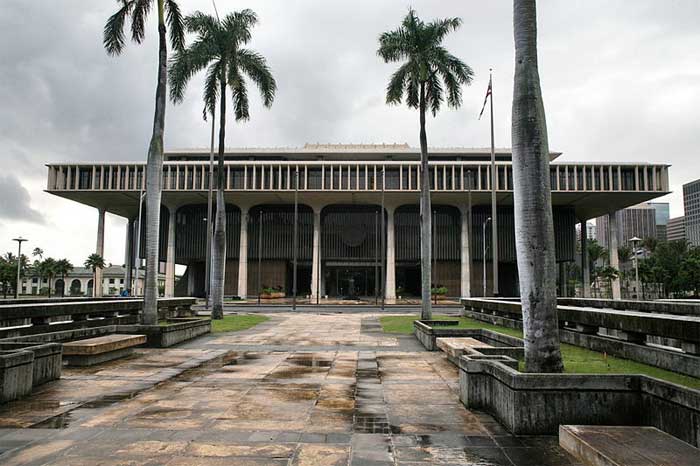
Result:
[483, 217, 491, 297]
[12, 237, 27, 299]
[629, 236, 641, 299]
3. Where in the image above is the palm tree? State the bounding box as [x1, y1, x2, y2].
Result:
[32, 248, 44, 260]
[84, 254, 106, 298]
[511, 0, 564, 372]
[55, 259, 74, 298]
[104, 0, 185, 325]
[378, 9, 473, 320]
[40, 258, 58, 298]
[169, 10, 276, 319]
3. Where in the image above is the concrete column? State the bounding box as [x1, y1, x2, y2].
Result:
[310, 208, 321, 301]
[608, 212, 621, 299]
[237, 208, 249, 299]
[385, 207, 396, 302]
[95, 207, 106, 297]
[580, 220, 591, 298]
[165, 206, 176, 297]
[125, 218, 134, 294]
[460, 205, 472, 298]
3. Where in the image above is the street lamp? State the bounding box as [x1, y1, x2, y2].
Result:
[483, 217, 491, 297]
[629, 236, 642, 299]
[12, 237, 28, 299]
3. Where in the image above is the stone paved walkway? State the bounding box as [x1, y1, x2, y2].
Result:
[0, 312, 582, 465]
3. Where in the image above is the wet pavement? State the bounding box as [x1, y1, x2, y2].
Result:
[0, 312, 582, 465]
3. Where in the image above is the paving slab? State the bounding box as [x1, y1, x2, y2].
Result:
[0, 312, 583, 465]
[560, 425, 699, 466]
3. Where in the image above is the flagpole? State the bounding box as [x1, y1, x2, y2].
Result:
[489, 69, 499, 297]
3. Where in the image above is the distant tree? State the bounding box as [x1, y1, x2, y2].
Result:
[32, 248, 44, 260]
[377, 8, 473, 319]
[55, 259, 74, 298]
[104, 0, 185, 324]
[642, 236, 658, 254]
[679, 247, 700, 296]
[38, 258, 58, 298]
[84, 254, 106, 298]
[169, 9, 277, 319]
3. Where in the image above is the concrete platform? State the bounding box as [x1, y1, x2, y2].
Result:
[560, 425, 700, 466]
[437, 337, 492, 359]
[63, 334, 146, 366]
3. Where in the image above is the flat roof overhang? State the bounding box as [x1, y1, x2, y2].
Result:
[46, 189, 671, 222]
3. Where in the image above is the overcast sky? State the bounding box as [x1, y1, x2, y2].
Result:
[1, 0, 699, 266]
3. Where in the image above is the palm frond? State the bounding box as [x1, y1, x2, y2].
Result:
[103, 1, 134, 56]
[425, 72, 444, 115]
[228, 67, 250, 121]
[406, 77, 419, 108]
[165, 0, 185, 51]
[223, 10, 257, 45]
[386, 62, 411, 105]
[238, 49, 276, 107]
[130, 0, 152, 44]
[377, 29, 411, 62]
[427, 17, 462, 44]
[203, 61, 221, 120]
[168, 38, 217, 103]
[185, 11, 220, 37]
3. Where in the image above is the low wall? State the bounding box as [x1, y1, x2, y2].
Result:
[413, 320, 523, 352]
[0, 343, 62, 386]
[462, 298, 700, 378]
[458, 355, 700, 447]
[0, 350, 33, 403]
[558, 297, 700, 316]
[118, 318, 211, 348]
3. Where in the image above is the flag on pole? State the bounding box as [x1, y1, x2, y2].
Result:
[478, 75, 492, 120]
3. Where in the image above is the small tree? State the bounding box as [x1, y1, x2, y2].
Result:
[55, 259, 74, 298]
[84, 254, 106, 298]
[40, 258, 58, 298]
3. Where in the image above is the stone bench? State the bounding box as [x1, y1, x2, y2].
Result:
[559, 425, 700, 466]
[63, 334, 146, 366]
[437, 337, 492, 359]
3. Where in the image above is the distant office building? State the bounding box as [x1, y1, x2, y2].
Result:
[648, 202, 670, 242]
[576, 222, 596, 242]
[667, 216, 686, 243]
[683, 179, 700, 246]
[596, 203, 657, 249]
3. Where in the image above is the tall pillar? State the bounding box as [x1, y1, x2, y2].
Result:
[580, 220, 591, 298]
[165, 206, 176, 297]
[385, 207, 396, 302]
[237, 208, 249, 299]
[460, 205, 472, 298]
[95, 207, 106, 297]
[608, 212, 621, 299]
[310, 208, 321, 301]
[125, 218, 134, 294]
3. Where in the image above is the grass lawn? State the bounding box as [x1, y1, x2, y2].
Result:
[211, 314, 269, 333]
[379, 314, 700, 389]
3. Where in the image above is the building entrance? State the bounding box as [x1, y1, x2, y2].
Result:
[324, 266, 378, 299]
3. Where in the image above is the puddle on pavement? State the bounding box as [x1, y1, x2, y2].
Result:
[289, 358, 333, 368]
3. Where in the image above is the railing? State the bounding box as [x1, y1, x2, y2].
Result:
[0, 298, 196, 339]
[47, 161, 670, 194]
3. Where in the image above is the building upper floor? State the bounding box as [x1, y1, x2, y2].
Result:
[45, 145, 671, 222]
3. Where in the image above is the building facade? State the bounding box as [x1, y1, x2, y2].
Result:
[683, 179, 700, 246]
[596, 203, 658, 249]
[45, 144, 670, 299]
[667, 216, 686, 243]
[19, 266, 164, 297]
[648, 202, 670, 242]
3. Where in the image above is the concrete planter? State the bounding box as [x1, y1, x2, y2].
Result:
[458, 355, 700, 447]
[0, 350, 34, 403]
[260, 292, 285, 299]
[0, 343, 62, 386]
[118, 318, 211, 348]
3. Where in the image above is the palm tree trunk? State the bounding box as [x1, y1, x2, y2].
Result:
[419, 82, 432, 320]
[512, 0, 563, 373]
[211, 73, 228, 320]
[142, 0, 167, 325]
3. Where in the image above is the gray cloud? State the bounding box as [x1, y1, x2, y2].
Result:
[0, 174, 45, 224]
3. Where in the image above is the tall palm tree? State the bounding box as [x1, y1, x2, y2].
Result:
[511, 0, 563, 372]
[85, 254, 106, 298]
[169, 10, 276, 319]
[378, 9, 473, 320]
[104, 0, 185, 325]
[55, 259, 74, 298]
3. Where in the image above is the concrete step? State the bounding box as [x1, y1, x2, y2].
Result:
[560, 425, 700, 466]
